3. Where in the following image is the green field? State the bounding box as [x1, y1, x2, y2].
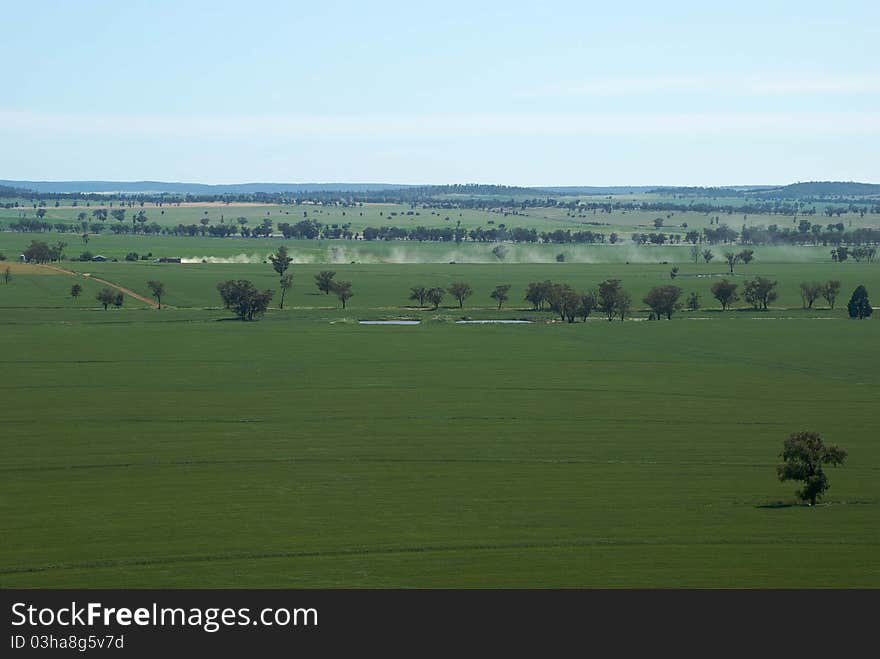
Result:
[1, 252, 878, 587]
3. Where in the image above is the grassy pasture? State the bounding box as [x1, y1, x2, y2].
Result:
[0, 296, 877, 587]
[3, 254, 877, 316]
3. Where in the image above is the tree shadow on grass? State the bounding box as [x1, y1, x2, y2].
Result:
[756, 501, 799, 509]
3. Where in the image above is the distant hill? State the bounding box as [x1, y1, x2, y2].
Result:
[0, 180, 418, 195]
[753, 181, 880, 198]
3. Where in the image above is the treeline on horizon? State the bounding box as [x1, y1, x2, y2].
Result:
[2, 181, 880, 212]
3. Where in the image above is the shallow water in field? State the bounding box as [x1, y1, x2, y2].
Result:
[358, 320, 421, 325]
[455, 320, 532, 324]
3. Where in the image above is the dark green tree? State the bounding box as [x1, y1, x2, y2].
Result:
[315, 270, 336, 295]
[777, 431, 847, 506]
[448, 282, 473, 308]
[490, 284, 511, 309]
[847, 285, 872, 319]
[330, 280, 353, 309]
[409, 286, 429, 307]
[147, 280, 165, 309]
[217, 280, 274, 320]
[644, 285, 683, 319]
[711, 279, 739, 310]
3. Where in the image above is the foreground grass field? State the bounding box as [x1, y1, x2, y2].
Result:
[1, 262, 878, 587]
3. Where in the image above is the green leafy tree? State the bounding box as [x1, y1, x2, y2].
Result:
[315, 270, 336, 295]
[710, 279, 738, 310]
[279, 274, 293, 309]
[23, 240, 54, 264]
[70, 283, 82, 299]
[426, 287, 445, 309]
[270, 245, 293, 278]
[702, 249, 714, 264]
[490, 284, 511, 309]
[743, 277, 777, 310]
[448, 282, 473, 308]
[598, 279, 623, 321]
[614, 290, 632, 322]
[409, 286, 428, 307]
[799, 282, 823, 309]
[96, 288, 118, 310]
[643, 285, 683, 320]
[579, 291, 597, 322]
[216, 280, 274, 321]
[3, 266, 10, 285]
[737, 249, 755, 265]
[847, 285, 872, 319]
[777, 431, 847, 506]
[723, 251, 740, 274]
[524, 281, 552, 310]
[330, 280, 353, 309]
[686, 291, 700, 311]
[147, 280, 165, 309]
[822, 280, 841, 309]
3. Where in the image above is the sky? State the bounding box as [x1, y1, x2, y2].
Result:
[2, 0, 879, 186]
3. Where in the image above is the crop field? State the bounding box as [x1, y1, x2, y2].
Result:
[1, 243, 878, 587]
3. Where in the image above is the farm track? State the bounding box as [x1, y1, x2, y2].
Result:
[38, 263, 164, 309]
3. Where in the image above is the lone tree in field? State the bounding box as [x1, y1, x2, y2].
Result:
[3, 266, 10, 285]
[70, 283, 82, 300]
[643, 285, 682, 320]
[686, 291, 700, 311]
[490, 284, 511, 309]
[111, 291, 124, 309]
[147, 280, 165, 309]
[279, 274, 293, 309]
[409, 285, 429, 307]
[217, 280, 274, 321]
[777, 431, 847, 506]
[711, 279, 739, 310]
[426, 287, 445, 309]
[96, 288, 118, 310]
[822, 280, 841, 309]
[800, 282, 823, 309]
[329, 279, 353, 309]
[743, 277, 777, 311]
[269, 246, 294, 308]
[315, 270, 336, 295]
[448, 282, 473, 308]
[702, 249, 714, 264]
[491, 244, 508, 261]
[847, 285, 872, 319]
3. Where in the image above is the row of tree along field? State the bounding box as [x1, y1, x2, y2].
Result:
[6, 210, 880, 249]
[26, 268, 869, 324]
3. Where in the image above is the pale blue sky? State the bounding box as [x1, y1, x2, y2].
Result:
[2, 0, 878, 185]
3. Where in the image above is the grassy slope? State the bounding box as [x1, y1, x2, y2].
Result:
[1, 268, 878, 587]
